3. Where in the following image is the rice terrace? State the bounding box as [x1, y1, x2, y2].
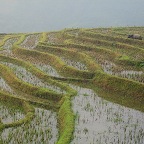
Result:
[0, 27, 144, 144]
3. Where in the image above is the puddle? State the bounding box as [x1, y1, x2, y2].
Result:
[1, 62, 66, 94]
[20, 34, 40, 49]
[70, 84, 144, 144]
[0, 108, 58, 144]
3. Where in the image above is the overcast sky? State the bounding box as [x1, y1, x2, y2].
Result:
[0, 0, 144, 33]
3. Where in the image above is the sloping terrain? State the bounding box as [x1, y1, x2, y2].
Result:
[0, 27, 144, 144]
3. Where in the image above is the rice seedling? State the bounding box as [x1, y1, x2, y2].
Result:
[0, 77, 15, 94]
[47, 33, 58, 44]
[20, 34, 40, 49]
[96, 60, 144, 83]
[1, 61, 66, 94]
[60, 56, 88, 71]
[70, 84, 144, 144]
[34, 62, 62, 78]
[0, 102, 25, 124]
[0, 27, 144, 144]
[0, 108, 58, 144]
[46, 32, 66, 44]
[0, 38, 18, 56]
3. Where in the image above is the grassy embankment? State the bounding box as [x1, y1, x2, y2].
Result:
[0, 27, 144, 144]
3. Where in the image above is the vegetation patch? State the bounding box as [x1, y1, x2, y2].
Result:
[0, 27, 144, 144]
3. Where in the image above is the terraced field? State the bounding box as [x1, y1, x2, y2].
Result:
[0, 27, 144, 144]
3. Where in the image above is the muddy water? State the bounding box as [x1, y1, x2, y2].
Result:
[70, 84, 144, 144]
[0, 108, 58, 144]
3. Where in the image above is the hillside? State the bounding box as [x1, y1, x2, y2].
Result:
[0, 27, 144, 144]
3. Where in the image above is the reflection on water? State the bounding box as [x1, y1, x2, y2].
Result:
[0, 0, 144, 33]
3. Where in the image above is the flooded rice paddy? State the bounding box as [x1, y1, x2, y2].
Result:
[0, 38, 18, 56]
[96, 59, 144, 83]
[0, 77, 14, 94]
[70, 84, 144, 144]
[20, 34, 40, 49]
[34, 63, 62, 78]
[0, 102, 25, 124]
[0, 108, 58, 144]
[1, 62, 66, 94]
[60, 57, 88, 71]
[47, 33, 59, 44]
[0, 27, 144, 144]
